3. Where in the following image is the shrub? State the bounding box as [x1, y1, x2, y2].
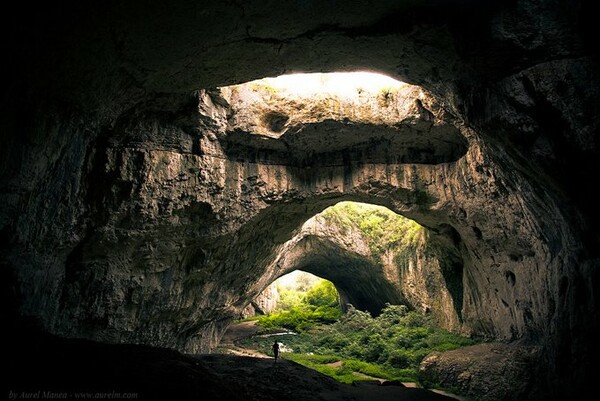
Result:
[387, 350, 412, 368]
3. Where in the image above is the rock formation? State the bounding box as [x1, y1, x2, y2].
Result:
[2, 1, 598, 400]
[419, 342, 543, 401]
[259, 202, 463, 332]
[242, 283, 279, 318]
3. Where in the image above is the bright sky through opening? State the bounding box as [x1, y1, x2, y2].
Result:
[275, 270, 320, 289]
[255, 72, 406, 98]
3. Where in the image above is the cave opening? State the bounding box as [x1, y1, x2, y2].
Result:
[208, 70, 469, 166]
[230, 211, 475, 388]
[201, 66, 473, 384]
[202, 70, 469, 340]
[204, 70, 468, 329]
[247, 200, 465, 336]
[251, 269, 343, 323]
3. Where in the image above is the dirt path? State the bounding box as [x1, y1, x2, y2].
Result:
[221, 320, 262, 343]
[217, 320, 271, 358]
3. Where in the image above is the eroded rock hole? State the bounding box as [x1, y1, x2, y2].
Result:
[261, 111, 289, 133]
[251, 201, 466, 323]
[205, 72, 468, 165]
[256, 202, 458, 315]
[244, 270, 342, 324]
[505, 270, 516, 286]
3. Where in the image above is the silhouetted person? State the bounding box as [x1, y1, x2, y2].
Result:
[272, 341, 280, 362]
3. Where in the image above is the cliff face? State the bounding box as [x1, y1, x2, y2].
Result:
[1, 1, 598, 399]
[45, 78, 470, 351]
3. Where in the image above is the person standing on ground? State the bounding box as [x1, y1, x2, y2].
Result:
[272, 341, 280, 362]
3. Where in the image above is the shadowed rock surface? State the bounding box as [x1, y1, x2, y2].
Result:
[420, 342, 543, 401]
[6, 323, 457, 401]
[2, 1, 599, 400]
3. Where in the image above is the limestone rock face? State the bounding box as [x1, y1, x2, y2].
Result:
[219, 77, 467, 164]
[419, 342, 543, 401]
[243, 284, 279, 318]
[1, 1, 598, 400]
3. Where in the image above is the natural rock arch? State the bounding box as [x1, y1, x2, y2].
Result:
[250, 202, 464, 329]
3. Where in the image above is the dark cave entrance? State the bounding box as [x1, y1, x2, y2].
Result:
[3, 1, 597, 399]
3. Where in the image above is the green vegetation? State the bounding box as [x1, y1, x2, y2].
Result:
[238, 203, 477, 390]
[283, 354, 361, 384]
[320, 201, 423, 258]
[256, 277, 342, 332]
[378, 86, 397, 107]
[282, 353, 415, 384]
[243, 303, 479, 385]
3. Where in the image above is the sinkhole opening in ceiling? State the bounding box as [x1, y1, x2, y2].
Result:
[217, 71, 421, 138]
[230, 71, 409, 99]
[212, 71, 468, 164]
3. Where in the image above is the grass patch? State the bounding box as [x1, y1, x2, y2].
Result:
[283, 354, 377, 384]
[281, 353, 418, 384]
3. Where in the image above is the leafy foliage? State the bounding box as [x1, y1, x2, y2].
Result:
[242, 202, 475, 390]
[256, 279, 342, 332]
[245, 303, 480, 385]
[320, 201, 423, 257]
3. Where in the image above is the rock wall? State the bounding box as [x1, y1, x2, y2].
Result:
[30, 84, 568, 354]
[258, 207, 463, 332]
[1, 1, 598, 399]
[420, 342, 544, 401]
[242, 283, 279, 318]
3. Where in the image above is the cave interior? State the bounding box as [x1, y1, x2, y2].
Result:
[2, 1, 599, 400]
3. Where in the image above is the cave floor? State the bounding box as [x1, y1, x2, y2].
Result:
[6, 323, 460, 401]
[192, 353, 459, 401]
